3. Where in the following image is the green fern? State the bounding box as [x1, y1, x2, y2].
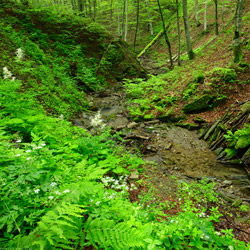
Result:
[33, 202, 86, 250]
[84, 217, 152, 249]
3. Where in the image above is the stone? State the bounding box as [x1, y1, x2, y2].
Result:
[108, 117, 129, 129]
[130, 170, 139, 180]
[182, 94, 214, 113]
[164, 143, 172, 150]
[127, 122, 138, 129]
[222, 180, 232, 186]
[232, 198, 243, 207]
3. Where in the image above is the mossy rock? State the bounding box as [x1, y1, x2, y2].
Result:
[176, 122, 200, 130]
[182, 95, 214, 113]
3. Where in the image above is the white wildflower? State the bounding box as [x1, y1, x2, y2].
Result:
[41, 143, 46, 146]
[36, 146, 42, 149]
[11, 77, 16, 81]
[3, 67, 12, 79]
[90, 111, 105, 129]
[26, 150, 31, 153]
[16, 48, 24, 61]
[63, 189, 70, 193]
[95, 201, 100, 205]
[15, 154, 21, 157]
[55, 191, 61, 195]
[58, 114, 64, 120]
[215, 231, 221, 236]
[16, 139, 21, 143]
[50, 182, 57, 187]
[26, 157, 31, 160]
[48, 196, 54, 200]
[34, 189, 40, 193]
[199, 212, 206, 218]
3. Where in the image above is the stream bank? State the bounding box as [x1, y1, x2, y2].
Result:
[73, 83, 250, 207]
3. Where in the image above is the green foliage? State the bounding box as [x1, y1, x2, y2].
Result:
[206, 67, 236, 83]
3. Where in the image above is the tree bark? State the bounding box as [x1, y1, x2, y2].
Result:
[233, 0, 245, 62]
[182, 0, 194, 60]
[204, 0, 207, 32]
[157, 0, 173, 67]
[124, 0, 128, 41]
[134, 0, 139, 51]
[145, 0, 154, 35]
[195, 0, 201, 26]
[117, 0, 121, 36]
[214, 0, 219, 35]
[176, 0, 181, 65]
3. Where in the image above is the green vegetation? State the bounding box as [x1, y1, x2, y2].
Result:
[1, 0, 250, 248]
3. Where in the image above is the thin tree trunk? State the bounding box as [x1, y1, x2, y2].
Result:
[157, 0, 173, 67]
[221, 0, 225, 31]
[214, 0, 219, 35]
[204, 0, 207, 32]
[182, 0, 194, 60]
[124, 0, 128, 41]
[134, 0, 139, 51]
[121, 0, 125, 38]
[195, 0, 200, 26]
[93, 0, 96, 21]
[110, 0, 113, 23]
[233, 0, 245, 62]
[117, 0, 121, 36]
[176, 0, 181, 66]
[146, 0, 154, 35]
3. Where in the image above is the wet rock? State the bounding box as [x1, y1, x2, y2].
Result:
[101, 106, 123, 119]
[146, 145, 158, 152]
[182, 94, 214, 113]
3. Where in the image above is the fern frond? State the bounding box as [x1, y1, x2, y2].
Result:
[85, 218, 150, 249]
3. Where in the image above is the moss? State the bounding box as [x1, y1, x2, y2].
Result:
[182, 95, 214, 113]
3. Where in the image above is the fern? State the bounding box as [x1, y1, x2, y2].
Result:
[84, 217, 152, 249]
[33, 202, 86, 250]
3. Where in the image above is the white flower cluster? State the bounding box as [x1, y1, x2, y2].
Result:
[15, 48, 24, 61]
[102, 175, 137, 192]
[3, 67, 15, 81]
[90, 111, 105, 129]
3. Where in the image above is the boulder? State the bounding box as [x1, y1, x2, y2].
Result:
[182, 95, 214, 113]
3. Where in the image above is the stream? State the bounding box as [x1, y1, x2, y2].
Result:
[73, 84, 250, 204]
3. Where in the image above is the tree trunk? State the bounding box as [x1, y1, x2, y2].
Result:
[124, 0, 128, 41]
[176, 0, 181, 66]
[214, 0, 219, 35]
[134, 0, 139, 51]
[110, 0, 113, 23]
[182, 0, 194, 60]
[93, 0, 96, 21]
[117, 0, 121, 36]
[204, 0, 207, 32]
[145, 0, 154, 35]
[121, 0, 125, 38]
[221, 0, 225, 31]
[233, 0, 245, 62]
[157, 0, 173, 67]
[195, 0, 200, 26]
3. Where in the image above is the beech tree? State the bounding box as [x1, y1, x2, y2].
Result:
[204, 0, 207, 32]
[182, 0, 194, 60]
[214, 0, 218, 35]
[195, 0, 200, 26]
[176, 0, 181, 65]
[233, 0, 245, 62]
[156, 0, 173, 67]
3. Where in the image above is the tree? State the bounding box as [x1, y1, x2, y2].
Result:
[145, 0, 154, 35]
[156, 0, 173, 67]
[204, 0, 207, 32]
[214, 0, 219, 35]
[134, 0, 139, 51]
[176, 0, 181, 65]
[195, 0, 201, 26]
[182, 0, 194, 60]
[233, 0, 245, 62]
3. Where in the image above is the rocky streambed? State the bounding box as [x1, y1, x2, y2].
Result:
[73, 84, 250, 206]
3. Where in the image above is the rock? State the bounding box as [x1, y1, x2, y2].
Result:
[164, 142, 172, 150]
[130, 170, 139, 180]
[241, 101, 250, 112]
[222, 180, 232, 186]
[182, 94, 214, 113]
[213, 147, 224, 156]
[127, 122, 138, 129]
[232, 198, 243, 207]
[241, 148, 250, 165]
[240, 186, 250, 195]
[108, 117, 129, 129]
[101, 106, 123, 119]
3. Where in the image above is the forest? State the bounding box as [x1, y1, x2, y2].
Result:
[0, 0, 250, 249]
